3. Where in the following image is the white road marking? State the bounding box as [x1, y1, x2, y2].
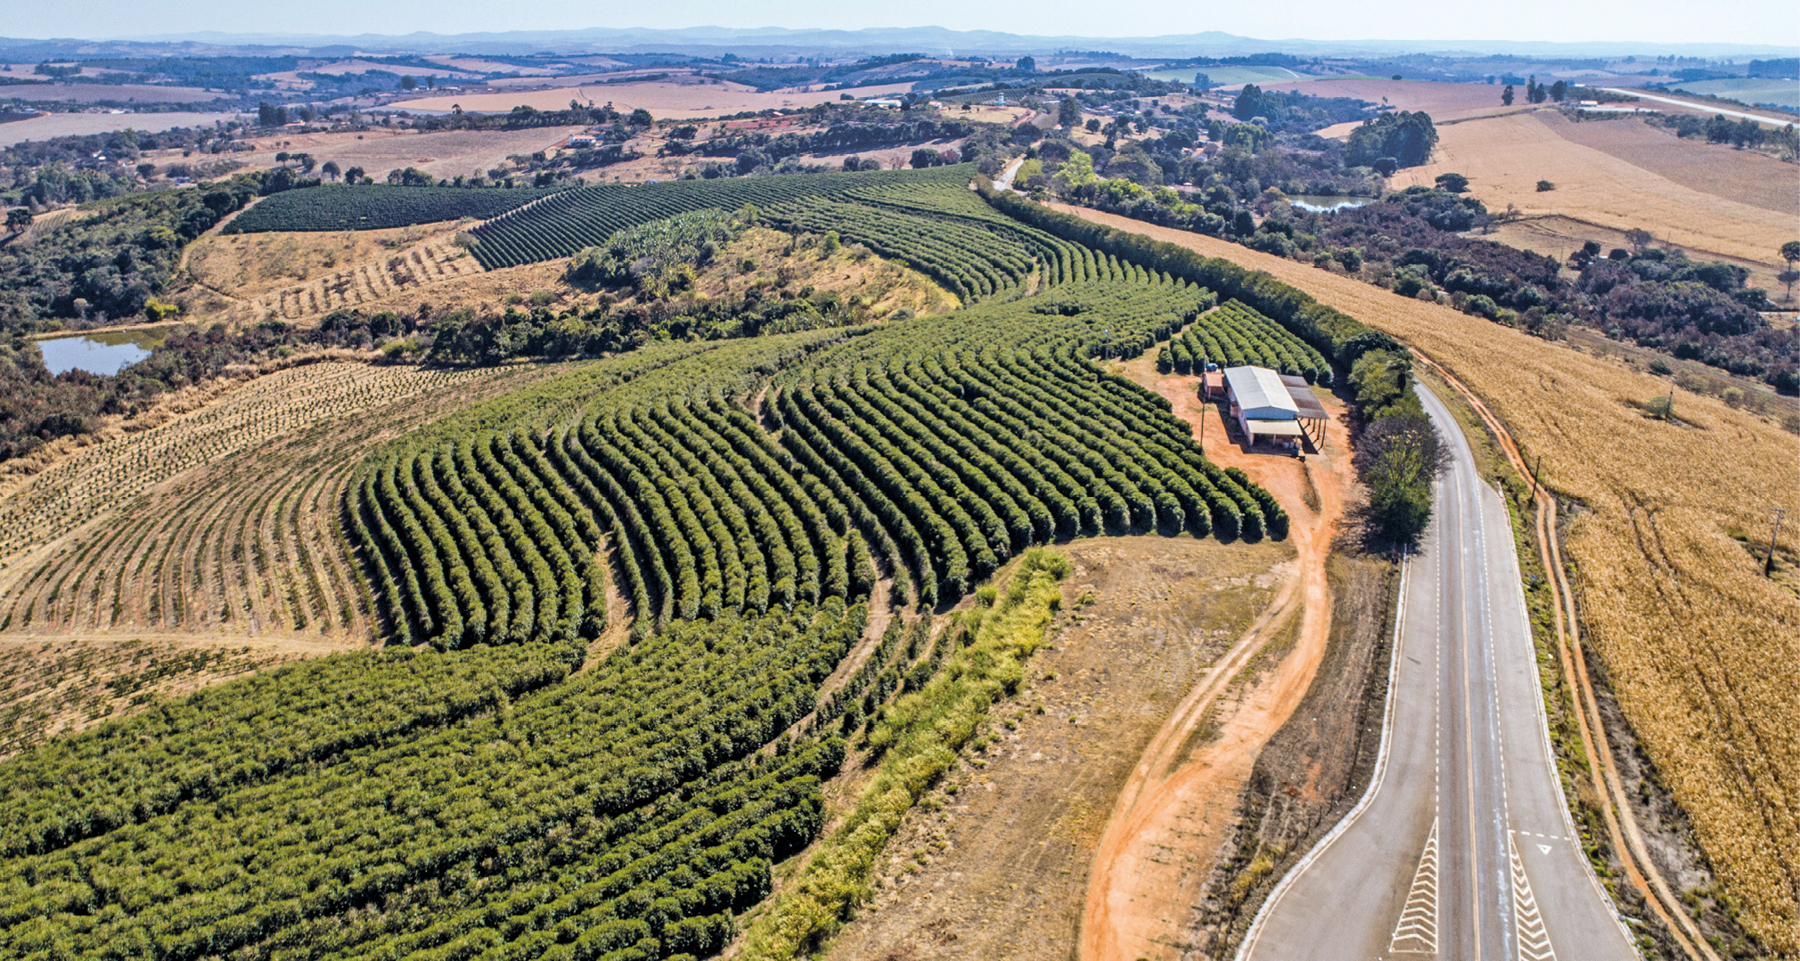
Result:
[1389, 818, 1441, 955]
[1538, 844, 1552, 855]
[1511, 833, 1558, 961]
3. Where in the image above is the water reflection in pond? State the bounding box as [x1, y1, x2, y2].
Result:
[36, 329, 164, 376]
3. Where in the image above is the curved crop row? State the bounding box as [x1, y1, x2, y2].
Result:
[469, 166, 974, 269]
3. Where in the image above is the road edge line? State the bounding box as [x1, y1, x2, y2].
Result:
[1233, 543, 1410, 961]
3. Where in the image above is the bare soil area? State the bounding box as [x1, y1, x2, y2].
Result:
[821, 534, 1293, 961]
[1268, 78, 1535, 130]
[1388, 111, 1794, 267]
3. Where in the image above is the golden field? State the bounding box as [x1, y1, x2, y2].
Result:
[1391, 110, 1796, 268]
[1065, 207, 1800, 954]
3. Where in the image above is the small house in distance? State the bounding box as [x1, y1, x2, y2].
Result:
[1222, 365, 1326, 452]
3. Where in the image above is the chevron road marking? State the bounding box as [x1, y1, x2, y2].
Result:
[1511, 832, 1557, 961]
[1388, 818, 1440, 955]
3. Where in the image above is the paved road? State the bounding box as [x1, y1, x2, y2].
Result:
[1596, 88, 1796, 125]
[1237, 381, 1638, 961]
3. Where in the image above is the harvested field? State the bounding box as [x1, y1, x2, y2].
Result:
[1390, 110, 1797, 267]
[1266, 78, 1534, 128]
[821, 535, 1294, 961]
[0, 83, 221, 104]
[0, 361, 542, 642]
[233, 126, 583, 183]
[1062, 206, 1800, 956]
[0, 112, 236, 147]
[390, 81, 907, 120]
[1532, 112, 1794, 216]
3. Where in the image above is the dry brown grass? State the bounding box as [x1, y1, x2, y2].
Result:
[186, 221, 465, 298]
[390, 80, 908, 120]
[1064, 208, 1800, 956]
[1539, 113, 1797, 216]
[0, 362, 542, 643]
[1390, 111, 1796, 267]
[232, 126, 585, 184]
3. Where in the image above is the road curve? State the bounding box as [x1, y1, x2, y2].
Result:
[1236, 381, 1637, 961]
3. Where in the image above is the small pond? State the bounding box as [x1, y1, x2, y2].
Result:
[1284, 195, 1375, 214]
[36, 328, 164, 376]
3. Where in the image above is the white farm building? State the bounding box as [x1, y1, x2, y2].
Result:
[1222, 366, 1326, 451]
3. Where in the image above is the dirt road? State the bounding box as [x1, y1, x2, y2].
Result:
[1080, 353, 1356, 961]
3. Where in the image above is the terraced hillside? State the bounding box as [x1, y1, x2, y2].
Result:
[0, 183, 1401, 961]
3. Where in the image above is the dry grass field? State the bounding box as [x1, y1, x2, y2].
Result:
[233, 126, 584, 183]
[186, 222, 467, 299]
[1540, 113, 1797, 215]
[1391, 110, 1797, 267]
[1064, 207, 1800, 955]
[185, 223, 487, 322]
[0, 112, 237, 148]
[1268, 78, 1536, 137]
[390, 80, 906, 120]
[0, 362, 541, 641]
[1477, 215, 1790, 296]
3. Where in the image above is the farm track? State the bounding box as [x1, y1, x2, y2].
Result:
[0, 362, 539, 640]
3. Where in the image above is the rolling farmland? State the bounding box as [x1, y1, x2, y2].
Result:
[0, 178, 1407, 961]
[468, 165, 971, 268]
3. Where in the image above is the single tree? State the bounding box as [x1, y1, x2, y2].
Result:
[425, 75, 436, 90]
[1550, 80, 1568, 102]
[629, 108, 653, 126]
[910, 147, 940, 169]
[1016, 56, 1035, 72]
[1085, 118, 1101, 133]
[1058, 96, 1081, 129]
[1502, 84, 1515, 106]
[1781, 240, 1800, 268]
[344, 166, 365, 184]
[1625, 227, 1654, 250]
[6, 207, 31, 233]
[1434, 172, 1470, 192]
[1780, 268, 1800, 303]
[399, 76, 417, 91]
[321, 160, 341, 181]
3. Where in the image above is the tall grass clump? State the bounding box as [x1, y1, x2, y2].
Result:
[738, 548, 1071, 960]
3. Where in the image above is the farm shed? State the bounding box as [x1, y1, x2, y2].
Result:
[1279, 373, 1330, 448]
[1223, 365, 1314, 450]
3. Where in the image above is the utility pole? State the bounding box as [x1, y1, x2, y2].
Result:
[1532, 454, 1543, 493]
[1767, 509, 1787, 577]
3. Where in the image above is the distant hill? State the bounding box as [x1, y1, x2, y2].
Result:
[0, 27, 1791, 61]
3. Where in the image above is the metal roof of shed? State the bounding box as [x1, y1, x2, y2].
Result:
[1223, 366, 1299, 418]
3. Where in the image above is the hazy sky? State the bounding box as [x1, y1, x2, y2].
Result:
[9, 0, 1799, 48]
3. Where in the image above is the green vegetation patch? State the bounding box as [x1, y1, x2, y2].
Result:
[469, 165, 974, 269]
[738, 548, 1071, 960]
[224, 184, 563, 233]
